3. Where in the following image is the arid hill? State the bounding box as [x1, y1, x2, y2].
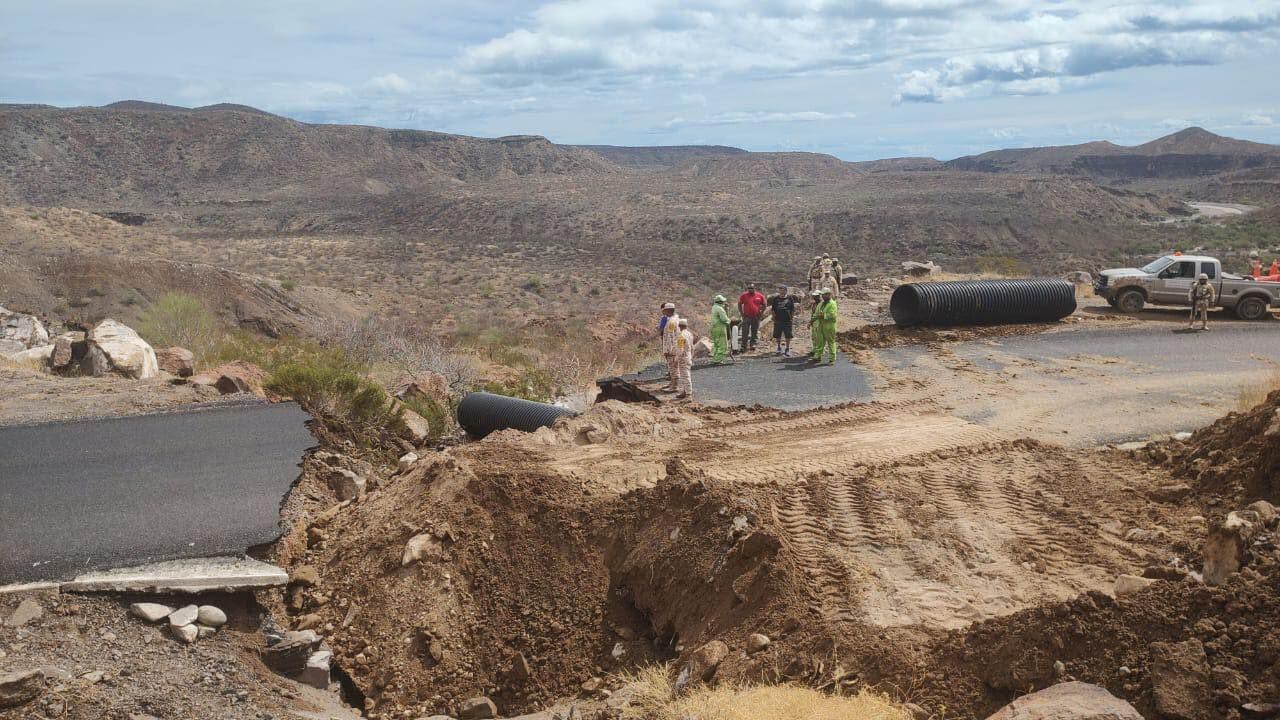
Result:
[946, 127, 1280, 185]
[5, 101, 1274, 342]
[571, 144, 746, 170]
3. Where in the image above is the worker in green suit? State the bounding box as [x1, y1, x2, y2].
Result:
[710, 294, 731, 364]
[807, 289, 825, 362]
[815, 287, 838, 364]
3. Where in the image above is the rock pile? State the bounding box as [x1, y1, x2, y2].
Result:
[261, 628, 335, 690]
[129, 602, 227, 644]
[1, 312, 167, 380]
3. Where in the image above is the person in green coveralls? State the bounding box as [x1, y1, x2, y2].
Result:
[710, 295, 731, 364]
[815, 287, 838, 364]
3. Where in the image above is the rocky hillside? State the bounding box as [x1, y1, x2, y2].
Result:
[946, 128, 1280, 183]
[571, 144, 746, 170]
[0, 103, 616, 206]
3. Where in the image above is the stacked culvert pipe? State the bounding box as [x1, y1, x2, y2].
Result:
[889, 279, 1077, 327]
[456, 391, 577, 439]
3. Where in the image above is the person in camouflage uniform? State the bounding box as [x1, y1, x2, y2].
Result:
[1187, 273, 1215, 331]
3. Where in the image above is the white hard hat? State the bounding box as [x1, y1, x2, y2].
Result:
[662, 302, 675, 310]
[677, 318, 688, 326]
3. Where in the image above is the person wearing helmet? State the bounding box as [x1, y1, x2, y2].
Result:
[658, 302, 681, 391]
[1187, 272, 1215, 331]
[675, 317, 694, 399]
[807, 289, 825, 361]
[830, 257, 844, 294]
[1249, 251, 1262, 278]
[808, 256, 824, 292]
[815, 287, 839, 363]
[710, 295, 730, 363]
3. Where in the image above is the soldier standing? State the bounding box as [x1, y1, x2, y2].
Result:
[1187, 273, 1215, 331]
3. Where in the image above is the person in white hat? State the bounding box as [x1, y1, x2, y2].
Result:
[658, 302, 681, 390]
[675, 317, 694, 399]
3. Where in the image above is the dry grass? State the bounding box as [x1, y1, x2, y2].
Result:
[623, 666, 912, 720]
[1236, 370, 1280, 410]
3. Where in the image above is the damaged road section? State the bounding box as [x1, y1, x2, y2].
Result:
[0, 402, 314, 585]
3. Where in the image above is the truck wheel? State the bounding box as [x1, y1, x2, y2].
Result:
[1116, 289, 1145, 314]
[1235, 296, 1269, 321]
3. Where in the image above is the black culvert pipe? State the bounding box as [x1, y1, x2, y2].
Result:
[457, 391, 577, 439]
[890, 279, 1077, 327]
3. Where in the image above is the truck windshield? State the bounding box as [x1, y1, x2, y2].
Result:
[1141, 257, 1173, 274]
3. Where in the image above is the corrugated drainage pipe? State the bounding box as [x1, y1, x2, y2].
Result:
[890, 279, 1077, 327]
[457, 391, 577, 439]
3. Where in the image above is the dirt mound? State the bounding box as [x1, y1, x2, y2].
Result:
[918, 541, 1280, 719]
[1146, 389, 1280, 504]
[838, 321, 1069, 355]
[489, 400, 705, 448]
[269, 400, 1210, 718]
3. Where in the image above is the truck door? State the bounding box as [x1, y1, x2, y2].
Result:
[1155, 260, 1197, 303]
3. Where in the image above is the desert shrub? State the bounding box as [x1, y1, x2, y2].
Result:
[400, 394, 456, 441]
[974, 254, 1028, 277]
[482, 366, 556, 402]
[87, 286, 106, 297]
[280, 279, 297, 291]
[266, 359, 406, 448]
[135, 292, 224, 360]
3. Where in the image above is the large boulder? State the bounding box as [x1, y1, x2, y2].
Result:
[189, 361, 267, 397]
[155, 346, 195, 377]
[86, 319, 159, 379]
[902, 260, 940, 277]
[0, 306, 49, 350]
[984, 682, 1142, 720]
[4, 344, 53, 370]
[49, 332, 84, 371]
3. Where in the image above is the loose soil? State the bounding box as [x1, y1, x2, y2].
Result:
[266, 399, 1232, 719]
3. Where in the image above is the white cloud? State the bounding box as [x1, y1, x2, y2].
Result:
[1242, 113, 1275, 126]
[369, 73, 412, 93]
[661, 110, 858, 129]
[445, 0, 1280, 108]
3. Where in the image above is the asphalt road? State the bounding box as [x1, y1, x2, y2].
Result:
[880, 316, 1280, 374]
[625, 352, 873, 410]
[0, 403, 314, 585]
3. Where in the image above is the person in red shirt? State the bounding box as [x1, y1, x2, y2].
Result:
[737, 283, 766, 352]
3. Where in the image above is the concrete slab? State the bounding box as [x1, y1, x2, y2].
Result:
[59, 556, 288, 594]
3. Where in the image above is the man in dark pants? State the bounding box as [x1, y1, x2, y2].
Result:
[768, 284, 796, 356]
[737, 283, 766, 352]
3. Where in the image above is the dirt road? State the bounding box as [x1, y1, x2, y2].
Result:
[868, 310, 1280, 446]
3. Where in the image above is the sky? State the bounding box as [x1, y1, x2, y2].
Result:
[3, 0, 1279, 160]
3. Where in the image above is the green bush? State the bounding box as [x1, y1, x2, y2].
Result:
[400, 395, 455, 442]
[87, 286, 106, 297]
[136, 293, 224, 361]
[267, 360, 406, 448]
[280, 279, 297, 292]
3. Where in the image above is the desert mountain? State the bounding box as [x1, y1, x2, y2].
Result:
[947, 127, 1280, 180]
[0, 103, 616, 207]
[0, 101, 1236, 335]
[572, 144, 746, 170]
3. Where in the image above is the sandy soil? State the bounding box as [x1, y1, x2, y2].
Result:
[0, 367, 229, 426]
[0, 590, 359, 720]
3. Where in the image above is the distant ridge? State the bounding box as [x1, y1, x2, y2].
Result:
[575, 144, 747, 170]
[947, 127, 1280, 177]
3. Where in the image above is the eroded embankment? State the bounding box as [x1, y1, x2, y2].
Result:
[263, 399, 1229, 719]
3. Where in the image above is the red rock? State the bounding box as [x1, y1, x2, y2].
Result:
[155, 346, 195, 377]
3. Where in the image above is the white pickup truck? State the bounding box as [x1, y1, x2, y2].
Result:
[1095, 254, 1280, 320]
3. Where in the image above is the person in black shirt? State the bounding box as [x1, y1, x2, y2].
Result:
[768, 284, 797, 356]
